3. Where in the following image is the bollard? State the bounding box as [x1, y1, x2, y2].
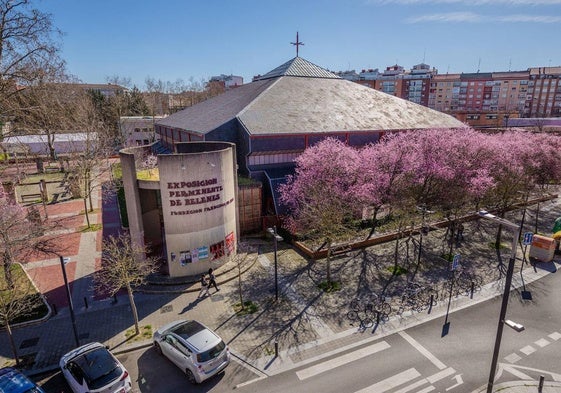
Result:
[84, 297, 89, 309]
[470, 281, 475, 299]
[428, 294, 434, 314]
[112, 294, 118, 304]
[52, 303, 57, 315]
[538, 375, 545, 392]
[274, 340, 279, 357]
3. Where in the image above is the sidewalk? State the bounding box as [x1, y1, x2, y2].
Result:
[2, 178, 561, 393]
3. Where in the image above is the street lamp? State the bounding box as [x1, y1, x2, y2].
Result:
[60, 255, 80, 347]
[267, 226, 283, 301]
[478, 211, 521, 393]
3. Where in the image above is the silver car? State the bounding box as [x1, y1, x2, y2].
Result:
[59, 342, 132, 393]
[153, 320, 230, 384]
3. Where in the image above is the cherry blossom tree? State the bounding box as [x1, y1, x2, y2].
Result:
[279, 138, 361, 287]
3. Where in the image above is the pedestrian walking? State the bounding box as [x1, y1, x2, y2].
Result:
[198, 274, 211, 298]
[208, 268, 219, 292]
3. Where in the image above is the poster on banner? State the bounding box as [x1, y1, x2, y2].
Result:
[191, 248, 199, 263]
[210, 241, 225, 260]
[198, 246, 209, 260]
[225, 232, 235, 255]
[179, 250, 191, 266]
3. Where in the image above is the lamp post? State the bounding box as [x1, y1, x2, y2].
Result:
[267, 226, 283, 301]
[60, 255, 80, 347]
[478, 211, 521, 393]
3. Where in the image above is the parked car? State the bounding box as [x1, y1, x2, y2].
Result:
[59, 342, 132, 393]
[0, 367, 45, 393]
[153, 319, 230, 384]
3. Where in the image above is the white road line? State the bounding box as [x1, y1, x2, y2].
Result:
[354, 368, 421, 393]
[520, 345, 536, 356]
[417, 386, 436, 393]
[504, 353, 522, 363]
[427, 367, 455, 383]
[399, 331, 447, 370]
[535, 338, 550, 348]
[296, 341, 390, 380]
[393, 379, 428, 393]
[549, 332, 561, 341]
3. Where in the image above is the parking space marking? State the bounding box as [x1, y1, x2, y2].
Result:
[296, 341, 390, 380]
[399, 331, 447, 370]
[520, 345, 536, 356]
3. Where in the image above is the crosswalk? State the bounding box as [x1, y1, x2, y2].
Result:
[295, 335, 463, 393]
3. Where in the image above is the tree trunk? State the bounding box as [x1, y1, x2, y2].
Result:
[87, 170, 93, 212]
[237, 264, 244, 311]
[3, 252, 14, 289]
[326, 238, 332, 284]
[83, 197, 90, 228]
[535, 202, 540, 234]
[127, 284, 140, 335]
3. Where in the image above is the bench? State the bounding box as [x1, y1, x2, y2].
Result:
[44, 166, 61, 173]
[21, 193, 43, 202]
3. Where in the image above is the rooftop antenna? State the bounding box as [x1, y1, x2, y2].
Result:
[446, 65, 450, 75]
[291, 32, 304, 57]
[477, 57, 481, 73]
[508, 58, 512, 72]
[422, 48, 426, 63]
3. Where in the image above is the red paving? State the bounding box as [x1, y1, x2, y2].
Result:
[27, 261, 76, 307]
[22, 232, 82, 262]
[45, 200, 84, 216]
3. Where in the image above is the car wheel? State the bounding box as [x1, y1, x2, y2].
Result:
[154, 342, 162, 355]
[186, 369, 197, 384]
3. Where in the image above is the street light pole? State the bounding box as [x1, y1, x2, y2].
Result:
[267, 226, 283, 301]
[478, 212, 521, 393]
[60, 255, 80, 347]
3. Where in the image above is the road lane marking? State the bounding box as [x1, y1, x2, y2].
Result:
[354, 368, 421, 393]
[427, 367, 455, 383]
[520, 345, 536, 356]
[549, 332, 561, 341]
[393, 379, 428, 393]
[504, 353, 522, 363]
[296, 341, 390, 380]
[417, 387, 436, 393]
[535, 338, 550, 348]
[399, 331, 446, 370]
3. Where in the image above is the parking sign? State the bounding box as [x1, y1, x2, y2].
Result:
[523, 232, 533, 246]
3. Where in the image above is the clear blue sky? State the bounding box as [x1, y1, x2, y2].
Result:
[41, 0, 561, 89]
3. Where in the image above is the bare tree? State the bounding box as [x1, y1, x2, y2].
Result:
[94, 233, 158, 335]
[0, 262, 43, 366]
[0, 0, 65, 99]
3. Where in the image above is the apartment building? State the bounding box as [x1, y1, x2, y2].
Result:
[337, 63, 561, 123]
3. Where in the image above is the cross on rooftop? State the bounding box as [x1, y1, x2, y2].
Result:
[291, 32, 304, 57]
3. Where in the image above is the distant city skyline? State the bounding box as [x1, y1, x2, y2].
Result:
[42, 0, 561, 89]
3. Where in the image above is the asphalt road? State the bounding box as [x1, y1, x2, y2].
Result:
[235, 264, 561, 393]
[33, 264, 561, 393]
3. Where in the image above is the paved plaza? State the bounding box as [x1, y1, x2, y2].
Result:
[2, 172, 561, 393]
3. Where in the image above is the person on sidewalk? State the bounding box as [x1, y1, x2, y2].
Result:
[208, 268, 219, 292]
[198, 274, 211, 298]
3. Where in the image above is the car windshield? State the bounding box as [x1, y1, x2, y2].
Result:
[74, 347, 121, 389]
[197, 340, 226, 363]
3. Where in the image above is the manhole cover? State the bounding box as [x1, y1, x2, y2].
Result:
[19, 338, 39, 349]
[161, 305, 173, 313]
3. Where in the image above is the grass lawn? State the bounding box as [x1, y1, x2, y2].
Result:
[0, 264, 48, 326]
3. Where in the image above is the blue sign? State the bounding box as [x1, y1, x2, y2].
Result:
[451, 254, 461, 271]
[523, 232, 534, 246]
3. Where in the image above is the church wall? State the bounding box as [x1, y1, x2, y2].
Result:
[250, 135, 306, 152]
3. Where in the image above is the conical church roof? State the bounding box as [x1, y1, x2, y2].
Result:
[157, 57, 465, 135]
[254, 57, 340, 80]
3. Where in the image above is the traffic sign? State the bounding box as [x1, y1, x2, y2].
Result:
[451, 254, 461, 271]
[523, 232, 534, 246]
